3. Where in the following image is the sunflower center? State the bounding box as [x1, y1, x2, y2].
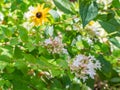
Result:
[36, 12, 42, 18]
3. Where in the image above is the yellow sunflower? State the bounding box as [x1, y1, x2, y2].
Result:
[31, 4, 50, 26]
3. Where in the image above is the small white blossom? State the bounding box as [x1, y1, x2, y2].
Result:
[69, 54, 101, 82]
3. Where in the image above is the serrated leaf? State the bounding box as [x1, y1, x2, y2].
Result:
[80, 1, 98, 27]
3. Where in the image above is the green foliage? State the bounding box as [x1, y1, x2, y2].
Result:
[0, 0, 120, 90]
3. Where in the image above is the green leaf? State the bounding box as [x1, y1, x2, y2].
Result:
[5, 65, 15, 73]
[60, 75, 71, 87]
[80, 1, 98, 27]
[53, 0, 74, 14]
[109, 37, 120, 48]
[112, 0, 120, 15]
[69, 83, 81, 90]
[51, 68, 63, 77]
[24, 54, 36, 63]
[11, 71, 31, 90]
[86, 78, 94, 89]
[0, 55, 11, 62]
[107, 10, 115, 20]
[14, 46, 23, 59]
[25, 42, 35, 52]
[97, 55, 112, 79]
[99, 19, 120, 33]
[50, 79, 63, 89]
[0, 26, 12, 37]
[56, 59, 68, 69]
[81, 84, 90, 90]
[14, 61, 28, 74]
[38, 56, 57, 70]
[10, 37, 19, 45]
[0, 78, 5, 86]
[112, 0, 120, 8]
[19, 26, 28, 42]
[0, 61, 8, 71]
[110, 77, 120, 83]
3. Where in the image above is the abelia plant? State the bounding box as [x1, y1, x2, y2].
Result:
[0, 0, 120, 90]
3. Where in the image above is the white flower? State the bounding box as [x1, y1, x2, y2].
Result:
[87, 38, 93, 45]
[28, 6, 35, 11]
[69, 54, 101, 82]
[82, 37, 93, 45]
[94, 60, 102, 69]
[24, 11, 33, 19]
[86, 21, 107, 38]
[0, 12, 4, 24]
[72, 55, 85, 67]
[62, 48, 69, 54]
[22, 22, 34, 30]
[86, 21, 108, 43]
[86, 21, 101, 36]
[57, 9, 63, 16]
[44, 38, 53, 45]
[24, 6, 34, 19]
[96, 0, 112, 9]
[97, 0, 112, 5]
[44, 36, 67, 54]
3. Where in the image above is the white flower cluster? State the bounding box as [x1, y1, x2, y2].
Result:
[24, 6, 34, 19]
[86, 21, 107, 38]
[96, 0, 112, 9]
[69, 54, 101, 82]
[44, 36, 68, 54]
[22, 6, 35, 30]
[85, 21, 109, 44]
